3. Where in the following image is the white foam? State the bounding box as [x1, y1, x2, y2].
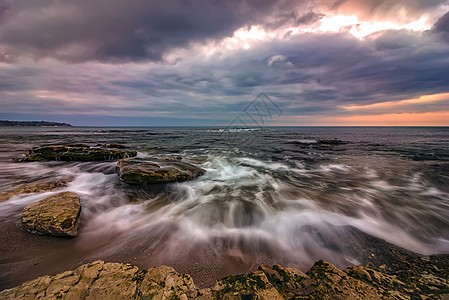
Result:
[2, 152, 449, 267]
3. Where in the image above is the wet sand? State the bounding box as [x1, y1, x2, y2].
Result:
[3, 216, 446, 292]
[0, 219, 287, 290]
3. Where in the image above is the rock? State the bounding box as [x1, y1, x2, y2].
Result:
[0, 178, 72, 202]
[140, 265, 200, 299]
[13, 143, 137, 162]
[155, 155, 183, 161]
[117, 158, 206, 185]
[21, 191, 81, 237]
[318, 139, 349, 145]
[213, 269, 283, 299]
[96, 143, 129, 149]
[340, 226, 446, 281]
[0, 261, 204, 300]
[2, 259, 449, 299]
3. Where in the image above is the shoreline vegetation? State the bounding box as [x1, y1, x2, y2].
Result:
[0, 120, 72, 127]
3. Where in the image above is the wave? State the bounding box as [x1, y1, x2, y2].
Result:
[1, 151, 449, 274]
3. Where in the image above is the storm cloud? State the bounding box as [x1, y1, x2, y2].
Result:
[0, 0, 447, 63]
[0, 0, 315, 63]
[0, 0, 449, 125]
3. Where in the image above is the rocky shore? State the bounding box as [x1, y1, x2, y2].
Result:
[4, 143, 208, 239]
[1, 254, 448, 299]
[12, 144, 205, 186]
[3, 143, 449, 299]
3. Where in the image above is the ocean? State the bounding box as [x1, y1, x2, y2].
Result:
[1, 126, 449, 288]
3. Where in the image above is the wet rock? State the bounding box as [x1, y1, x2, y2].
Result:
[96, 143, 129, 149]
[0, 261, 204, 300]
[341, 227, 447, 282]
[213, 269, 283, 299]
[21, 191, 81, 237]
[155, 155, 183, 161]
[318, 139, 349, 145]
[2, 259, 449, 299]
[13, 143, 137, 162]
[117, 158, 206, 185]
[0, 178, 71, 202]
[140, 265, 201, 299]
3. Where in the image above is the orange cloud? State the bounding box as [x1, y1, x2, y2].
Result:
[334, 111, 449, 126]
[273, 93, 449, 126]
[273, 111, 449, 126]
[342, 93, 449, 111]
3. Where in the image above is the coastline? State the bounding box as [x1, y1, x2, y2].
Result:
[1, 128, 448, 298]
[2, 239, 449, 299]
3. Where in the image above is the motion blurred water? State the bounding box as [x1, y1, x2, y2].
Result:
[1, 126, 449, 288]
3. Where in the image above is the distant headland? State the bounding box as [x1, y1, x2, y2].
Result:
[0, 120, 72, 127]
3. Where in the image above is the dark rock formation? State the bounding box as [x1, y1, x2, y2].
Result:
[117, 158, 206, 185]
[0, 120, 72, 127]
[318, 139, 349, 145]
[95, 143, 129, 149]
[13, 143, 137, 162]
[0, 178, 72, 202]
[21, 191, 81, 237]
[1, 257, 449, 299]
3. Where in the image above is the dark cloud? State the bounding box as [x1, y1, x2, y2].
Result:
[3, 25, 449, 121]
[0, 0, 314, 63]
[434, 11, 449, 32]
[2, 0, 445, 63]
[264, 10, 325, 29]
[0, 1, 449, 125]
[433, 11, 449, 42]
[244, 30, 449, 109]
[0, 0, 9, 20]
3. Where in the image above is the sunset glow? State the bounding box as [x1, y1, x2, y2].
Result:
[343, 93, 449, 111]
[334, 111, 449, 126]
[2, 2, 449, 295]
[314, 14, 431, 38]
[0, 1, 448, 126]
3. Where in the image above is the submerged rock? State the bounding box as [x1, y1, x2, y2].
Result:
[96, 143, 129, 149]
[2, 258, 449, 299]
[13, 143, 137, 162]
[21, 191, 81, 237]
[117, 158, 206, 185]
[0, 178, 71, 202]
[318, 139, 349, 145]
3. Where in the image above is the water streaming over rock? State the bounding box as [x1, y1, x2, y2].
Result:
[1, 126, 449, 288]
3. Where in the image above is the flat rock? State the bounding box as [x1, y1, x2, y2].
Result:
[13, 143, 137, 162]
[0, 261, 202, 300]
[2, 258, 449, 299]
[117, 158, 206, 185]
[0, 178, 72, 202]
[21, 191, 81, 237]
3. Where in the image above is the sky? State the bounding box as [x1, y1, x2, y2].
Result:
[1, 0, 449, 126]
